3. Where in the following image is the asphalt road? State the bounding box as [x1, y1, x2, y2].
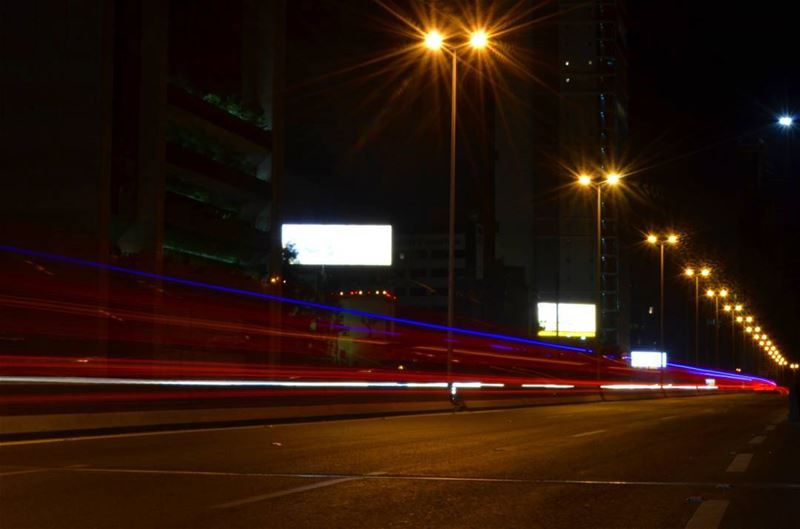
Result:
[1, 393, 797, 529]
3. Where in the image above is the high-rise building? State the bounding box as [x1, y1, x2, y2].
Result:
[495, 0, 630, 350]
[2, 0, 286, 288]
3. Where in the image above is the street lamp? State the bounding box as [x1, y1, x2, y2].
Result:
[422, 28, 492, 381]
[705, 288, 728, 368]
[778, 115, 794, 127]
[578, 172, 622, 355]
[684, 266, 711, 365]
[646, 233, 679, 354]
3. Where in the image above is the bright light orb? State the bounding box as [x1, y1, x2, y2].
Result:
[606, 172, 621, 185]
[578, 175, 592, 186]
[778, 116, 794, 127]
[684, 268, 695, 277]
[701, 268, 711, 277]
[647, 234, 658, 244]
[470, 30, 488, 49]
[424, 30, 444, 50]
[667, 234, 679, 244]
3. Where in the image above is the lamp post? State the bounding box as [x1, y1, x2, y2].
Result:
[721, 300, 741, 370]
[684, 267, 710, 365]
[705, 288, 727, 368]
[423, 28, 490, 381]
[646, 234, 679, 353]
[578, 172, 621, 358]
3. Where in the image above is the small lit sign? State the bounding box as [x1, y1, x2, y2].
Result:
[630, 351, 667, 369]
[705, 378, 716, 386]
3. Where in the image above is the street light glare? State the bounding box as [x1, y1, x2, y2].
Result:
[646, 234, 658, 244]
[606, 172, 621, 185]
[706, 289, 715, 298]
[578, 175, 592, 186]
[424, 30, 444, 50]
[667, 234, 679, 244]
[778, 115, 793, 127]
[719, 288, 728, 298]
[469, 30, 488, 49]
[701, 268, 711, 277]
[684, 268, 695, 277]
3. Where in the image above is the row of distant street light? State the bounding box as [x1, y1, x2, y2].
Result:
[416, 24, 795, 379]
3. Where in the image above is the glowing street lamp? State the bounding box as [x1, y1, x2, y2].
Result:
[422, 27, 492, 380]
[685, 266, 710, 366]
[646, 233, 679, 353]
[469, 30, 488, 49]
[424, 30, 444, 50]
[778, 115, 794, 127]
[704, 288, 729, 367]
[578, 172, 623, 355]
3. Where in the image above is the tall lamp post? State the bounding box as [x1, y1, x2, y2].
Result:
[646, 234, 679, 353]
[705, 288, 728, 368]
[684, 267, 710, 365]
[423, 28, 490, 380]
[578, 172, 621, 388]
[724, 303, 743, 369]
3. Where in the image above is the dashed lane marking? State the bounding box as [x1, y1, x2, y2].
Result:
[213, 471, 386, 509]
[748, 436, 766, 445]
[726, 453, 753, 472]
[684, 500, 729, 529]
[570, 429, 607, 438]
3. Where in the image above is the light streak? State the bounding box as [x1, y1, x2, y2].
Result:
[667, 362, 776, 386]
[600, 384, 719, 391]
[0, 245, 591, 354]
[0, 376, 508, 391]
[521, 384, 575, 389]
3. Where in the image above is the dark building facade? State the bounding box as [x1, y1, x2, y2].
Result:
[495, 0, 631, 349]
[3, 0, 285, 288]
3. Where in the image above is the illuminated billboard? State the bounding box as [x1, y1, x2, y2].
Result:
[630, 351, 667, 369]
[536, 302, 596, 338]
[281, 224, 392, 266]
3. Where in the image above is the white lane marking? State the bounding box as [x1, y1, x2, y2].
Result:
[660, 415, 679, 421]
[571, 429, 607, 438]
[0, 425, 265, 447]
[765, 425, 776, 431]
[0, 468, 48, 477]
[748, 436, 766, 445]
[66, 467, 276, 478]
[213, 471, 385, 509]
[684, 500, 729, 529]
[726, 453, 753, 472]
[26, 466, 800, 489]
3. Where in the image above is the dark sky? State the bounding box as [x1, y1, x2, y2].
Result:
[627, 1, 799, 355]
[282, 1, 798, 356]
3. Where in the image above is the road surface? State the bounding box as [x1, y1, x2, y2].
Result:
[1, 393, 797, 528]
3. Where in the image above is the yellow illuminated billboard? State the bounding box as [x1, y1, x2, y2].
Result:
[536, 302, 596, 338]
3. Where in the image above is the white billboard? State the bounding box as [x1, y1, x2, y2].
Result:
[537, 302, 596, 338]
[630, 351, 667, 369]
[281, 224, 392, 266]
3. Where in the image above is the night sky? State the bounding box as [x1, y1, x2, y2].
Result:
[282, 1, 798, 355]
